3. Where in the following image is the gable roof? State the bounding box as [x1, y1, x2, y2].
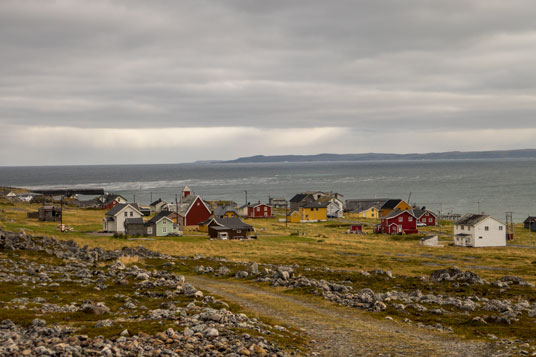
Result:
[381, 199, 403, 209]
[147, 210, 175, 224]
[150, 198, 165, 206]
[524, 216, 536, 223]
[302, 201, 328, 209]
[124, 217, 144, 225]
[383, 209, 416, 220]
[178, 195, 211, 217]
[454, 213, 500, 226]
[345, 199, 389, 212]
[105, 203, 141, 216]
[413, 209, 438, 219]
[211, 217, 253, 230]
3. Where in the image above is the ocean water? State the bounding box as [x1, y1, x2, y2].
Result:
[1, 159, 535, 221]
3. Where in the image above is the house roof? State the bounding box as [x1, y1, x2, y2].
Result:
[289, 193, 308, 203]
[524, 216, 536, 223]
[413, 209, 438, 219]
[345, 198, 389, 212]
[383, 209, 416, 220]
[302, 201, 328, 209]
[147, 210, 174, 224]
[455, 214, 488, 226]
[214, 205, 239, 216]
[124, 217, 144, 225]
[287, 209, 299, 216]
[211, 217, 253, 230]
[150, 198, 165, 206]
[381, 199, 403, 209]
[105, 203, 140, 216]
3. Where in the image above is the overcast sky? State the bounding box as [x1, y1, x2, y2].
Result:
[1, 0, 536, 165]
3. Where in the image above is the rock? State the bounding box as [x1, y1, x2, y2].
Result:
[235, 271, 249, 279]
[95, 319, 113, 328]
[136, 272, 150, 280]
[183, 327, 194, 337]
[81, 303, 110, 315]
[247, 262, 259, 275]
[215, 266, 231, 276]
[430, 267, 485, 285]
[120, 329, 129, 336]
[31, 318, 47, 328]
[204, 328, 219, 337]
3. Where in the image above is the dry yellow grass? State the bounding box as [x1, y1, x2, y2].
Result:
[2, 201, 536, 283]
[118, 255, 143, 265]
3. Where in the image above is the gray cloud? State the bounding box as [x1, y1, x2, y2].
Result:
[1, 0, 536, 164]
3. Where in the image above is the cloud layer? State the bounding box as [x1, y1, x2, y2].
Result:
[1, 1, 536, 164]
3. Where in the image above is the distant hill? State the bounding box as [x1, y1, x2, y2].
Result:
[223, 149, 536, 163]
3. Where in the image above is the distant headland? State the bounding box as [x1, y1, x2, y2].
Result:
[218, 149, 536, 164]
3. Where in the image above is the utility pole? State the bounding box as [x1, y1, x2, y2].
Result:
[285, 204, 288, 228]
[133, 194, 136, 203]
[477, 201, 481, 214]
[150, 192, 153, 203]
[244, 190, 248, 206]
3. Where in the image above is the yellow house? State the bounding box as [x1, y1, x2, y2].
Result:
[380, 199, 412, 218]
[287, 210, 301, 223]
[357, 206, 379, 219]
[299, 202, 328, 222]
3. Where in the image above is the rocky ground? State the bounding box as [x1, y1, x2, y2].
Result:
[0, 230, 298, 356]
[1, 229, 536, 356]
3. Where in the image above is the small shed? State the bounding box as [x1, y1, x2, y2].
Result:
[38, 206, 62, 222]
[420, 235, 439, 246]
[348, 223, 364, 234]
[124, 218, 145, 236]
[524, 216, 536, 230]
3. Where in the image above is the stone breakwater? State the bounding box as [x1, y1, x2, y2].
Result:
[0, 230, 291, 356]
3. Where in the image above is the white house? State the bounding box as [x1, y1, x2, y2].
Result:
[453, 214, 506, 247]
[318, 196, 344, 218]
[103, 203, 143, 233]
[149, 198, 170, 213]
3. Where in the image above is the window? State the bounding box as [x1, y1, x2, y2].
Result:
[237, 230, 241, 233]
[257, 207, 260, 212]
[162, 227, 167, 233]
[408, 217, 413, 222]
[130, 211, 133, 217]
[147, 227, 153, 234]
[264, 207, 268, 211]
[429, 218, 433, 222]
[479, 236, 483, 239]
[499, 226, 503, 231]
[461, 225, 464, 230]
[162, 219, 166, 224]
[398, 217, 403, 222]
[124, 212, 128, 217]
[485, 226, 489, 231]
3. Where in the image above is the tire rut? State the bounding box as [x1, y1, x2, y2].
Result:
[186, 275, 498, 356]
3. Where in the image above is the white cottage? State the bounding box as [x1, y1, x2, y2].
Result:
[453, 214, 506, 247]
[103, 203, 143, 233]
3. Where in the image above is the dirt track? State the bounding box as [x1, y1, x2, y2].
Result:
[187, 275, 499, 356]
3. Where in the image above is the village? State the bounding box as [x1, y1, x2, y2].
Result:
[3, 185, 529, 249]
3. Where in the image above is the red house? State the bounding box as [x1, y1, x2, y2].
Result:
[348, 223, 363, 234]
[413, 208, 438, 226]
[380, 209, 418, 235]
[178, 195, 211, 226]
[241, 202, 272, 218]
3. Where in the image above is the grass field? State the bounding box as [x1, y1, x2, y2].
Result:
[2, 199, 536, 283]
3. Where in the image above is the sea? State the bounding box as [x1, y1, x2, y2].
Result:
[1, 159, 535, 222]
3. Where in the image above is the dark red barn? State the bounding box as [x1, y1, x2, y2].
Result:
[380, 209, 418, 235]
[178, 195, 211, 226]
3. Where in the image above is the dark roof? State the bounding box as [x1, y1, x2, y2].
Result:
[106, 203, 140, 216]
[524, 216, 536, 223]
[413, 209, 438, 219]
[212, 217, 253, 230]
[383, 209, 416, 220]
[454, 214, 488, 226]
[214, 205, 239, 216]
[381, 199, 402, 209]
[124, 218, 144, 225]
[150, 198, 165, 206]
[345, 199, 388, 212]
[147, 210, 174, 224]
[454, 213, 489, 226]
[302, 201, 328, 208]
[289, 193, 309, 203]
